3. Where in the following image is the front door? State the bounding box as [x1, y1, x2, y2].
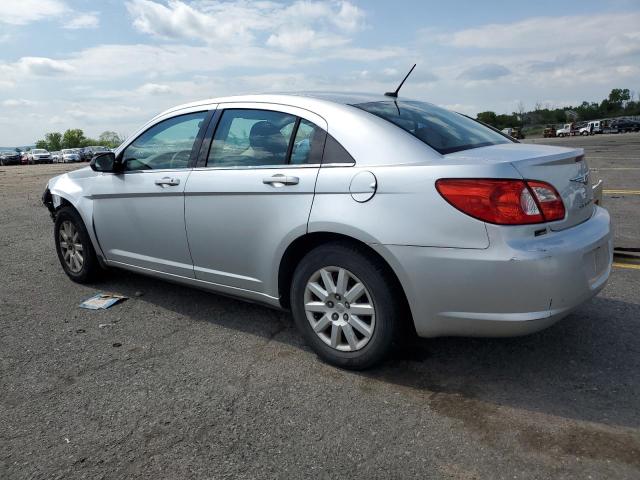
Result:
[184, 105, 327, 295]
[92, 110, 210, 277]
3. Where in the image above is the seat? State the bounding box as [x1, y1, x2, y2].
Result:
[248, 121, 288, 164]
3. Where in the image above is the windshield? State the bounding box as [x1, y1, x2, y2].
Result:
[62, 149, 74, 154]
[32, 149, 47, 154]
[353, 100, 512, 154]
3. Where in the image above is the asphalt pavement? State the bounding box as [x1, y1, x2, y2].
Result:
[1, 134, 639, 479]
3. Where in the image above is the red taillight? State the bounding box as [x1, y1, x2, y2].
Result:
[525, 180, 565, 221]
[435, 179, 565, 225]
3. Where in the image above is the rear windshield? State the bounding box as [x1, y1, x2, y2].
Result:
[353, 100, 512, 155]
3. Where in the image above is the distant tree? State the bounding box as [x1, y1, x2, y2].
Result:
[98, 131, 124, 148]
[35, 140, 48, 149]
[81, 138, 99, 148]
[608, 88, 631, 106]
[61, 129, 86, 149]
[44, 132, 63, 151]
[477, 111, 498, 127]
[516, 101, 526, 126]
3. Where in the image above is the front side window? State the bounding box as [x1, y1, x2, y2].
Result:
[122, 112, 207, 171]
[354, 101, 512, 155]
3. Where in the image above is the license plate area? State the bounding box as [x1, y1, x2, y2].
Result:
[583, 244, 609, 285]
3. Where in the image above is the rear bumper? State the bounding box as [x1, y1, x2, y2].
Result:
[375, 206, 612, 338]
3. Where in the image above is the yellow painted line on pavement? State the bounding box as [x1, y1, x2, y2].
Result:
[592, 167, 640, 170]
[613, 262, 640, 271]
[604, 189, 640, 195]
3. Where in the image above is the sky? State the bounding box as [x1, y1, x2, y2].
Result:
[0, 0, 639, 145]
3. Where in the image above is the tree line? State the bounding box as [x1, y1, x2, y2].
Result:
[476, 88, 640, 130]
[34, 129, 124, 151]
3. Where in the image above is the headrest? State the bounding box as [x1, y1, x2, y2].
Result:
[249, 121, 287, 154]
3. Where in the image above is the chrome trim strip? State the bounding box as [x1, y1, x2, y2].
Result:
[192, 163, 321, 171]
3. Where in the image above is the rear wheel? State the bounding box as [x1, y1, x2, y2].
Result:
[54, 207, 101, 283]
[291, 242, 402, 369]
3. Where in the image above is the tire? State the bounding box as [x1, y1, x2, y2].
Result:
[54, 206, 101, 283]
[290, 242, 403, 370]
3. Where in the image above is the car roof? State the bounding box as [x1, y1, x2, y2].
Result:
[154, 92, 429, 120]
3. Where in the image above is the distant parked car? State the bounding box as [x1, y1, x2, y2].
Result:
[83, 146, 110, 162]
[543, 125, 557, 138]
[61, 149, 81, 163]
[556, 123, 577, 137]
[20, 152, 30, 165]
[29, 149, 52, 164]
[501, 127, 525, 139]
[579, 120, 601, 136]
[0, 150, 21, 166]
[611, 118, 640, 133]
[51, 151, 62, 163]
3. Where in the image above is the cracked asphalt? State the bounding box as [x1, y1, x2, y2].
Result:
[1, 133, 639, 479]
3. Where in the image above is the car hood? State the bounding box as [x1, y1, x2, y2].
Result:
[48, 166, 96, 188]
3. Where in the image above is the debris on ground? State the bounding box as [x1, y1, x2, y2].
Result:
[79, 292, 127, 310]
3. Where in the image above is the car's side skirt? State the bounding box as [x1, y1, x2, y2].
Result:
[105, 260, 284, 310]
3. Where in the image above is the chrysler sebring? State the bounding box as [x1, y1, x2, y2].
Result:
[42, 93, 612, 369]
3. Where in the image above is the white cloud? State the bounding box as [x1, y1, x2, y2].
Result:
[439, 13, 640, 52]
[64, 12, 99, 29]
[137, 83, 172, 95]
[0, 0, 67, 25]
[266, 29, 349, 52]
[0, 0, 99, 31]
[2, 99, 38, 107]
[126, 0, 365, 51]
[16, 57, 75, 76]
[458, 64, 511, 81]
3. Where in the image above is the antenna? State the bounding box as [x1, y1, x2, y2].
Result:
[385, 63, 416, 98]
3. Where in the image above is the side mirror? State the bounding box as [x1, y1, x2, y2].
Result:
[90, 152, 117, 172]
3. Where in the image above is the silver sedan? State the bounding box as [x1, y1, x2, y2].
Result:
[42, 93, 612, 369]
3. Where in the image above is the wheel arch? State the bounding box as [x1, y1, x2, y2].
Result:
[45, 187, 106, 263]
[277, 231, 414, 332]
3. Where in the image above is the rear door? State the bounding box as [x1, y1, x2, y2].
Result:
[184, 104, 327, 295]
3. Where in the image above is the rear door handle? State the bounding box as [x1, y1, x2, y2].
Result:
[263, 174, 299, 186]
[155, 177, 180, 186]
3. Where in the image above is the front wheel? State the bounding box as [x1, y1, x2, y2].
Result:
[291, 242, 403, 369]
[54, 207, 101, 283]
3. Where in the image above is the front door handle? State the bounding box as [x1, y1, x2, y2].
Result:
[263, 174, 299, 186]
[155, 177, 180, 186]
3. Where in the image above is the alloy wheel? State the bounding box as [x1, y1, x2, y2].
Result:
[304, 266, 376, 352]
[59, 220, 84, 273]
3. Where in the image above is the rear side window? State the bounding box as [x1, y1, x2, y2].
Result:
[354, 101, 512, 155]
[207, 109, 328, 167]
[291, 119, 326, 165]
[322, 134, 355, 164]
[208, 109, 296, 167]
